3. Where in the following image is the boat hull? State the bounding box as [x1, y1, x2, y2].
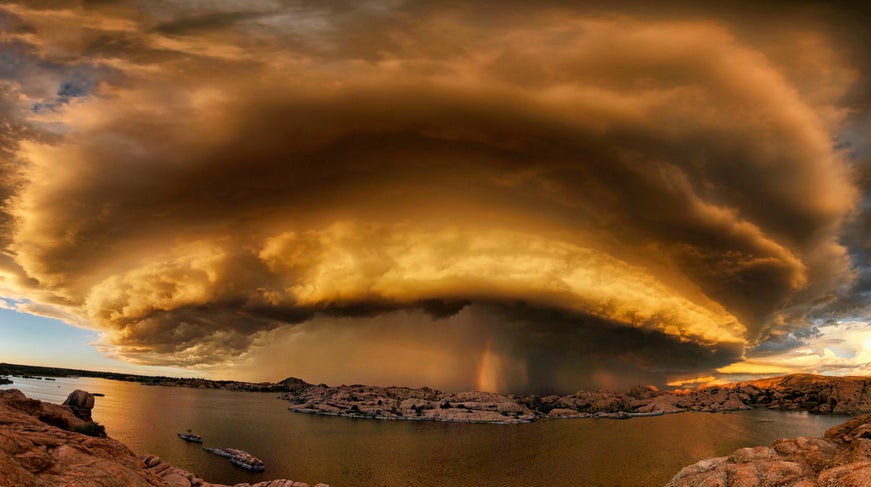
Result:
[230, 457, 266, 471]
[205, 447, 265, 470]
[177, 433, 203, 443]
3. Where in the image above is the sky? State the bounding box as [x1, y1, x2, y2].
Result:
[0, 0, 868, 394]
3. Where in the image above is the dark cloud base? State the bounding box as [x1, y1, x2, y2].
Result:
[0, 0, 867, 390]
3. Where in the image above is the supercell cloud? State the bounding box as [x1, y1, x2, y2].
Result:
[0, 0, 867, 392]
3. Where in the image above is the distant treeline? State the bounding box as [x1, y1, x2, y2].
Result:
[0, 362, 309, 393]
[0, 362, 186, 383]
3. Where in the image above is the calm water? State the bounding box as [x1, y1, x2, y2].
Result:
[2, 377, 849, 486]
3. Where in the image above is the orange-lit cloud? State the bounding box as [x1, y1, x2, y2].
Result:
[665, 376, 718, 388]
[720, 321, 871, 380]
[0, 0, 867, 392]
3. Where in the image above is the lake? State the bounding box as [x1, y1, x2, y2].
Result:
[1, 376, 849, 486]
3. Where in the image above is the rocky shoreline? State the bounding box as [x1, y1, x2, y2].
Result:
[668, 413, 871, 486]
[0, 389, 329, 487]
[5, 385, 871, 486]
[278, 374, 871, 424]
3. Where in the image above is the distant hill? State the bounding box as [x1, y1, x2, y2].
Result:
[0, 362, 310, 393]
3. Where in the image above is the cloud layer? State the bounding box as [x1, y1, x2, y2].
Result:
[0, 0, 867, 391]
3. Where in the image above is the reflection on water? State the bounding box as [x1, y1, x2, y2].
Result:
[2, 377, 849, 486]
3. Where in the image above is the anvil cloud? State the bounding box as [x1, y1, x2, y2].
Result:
[0, 0, 867, 392]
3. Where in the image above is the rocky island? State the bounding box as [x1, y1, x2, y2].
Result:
[0, 389, 329, 487]
[282, 381, 538, 423]
[278, 374, 871, 424]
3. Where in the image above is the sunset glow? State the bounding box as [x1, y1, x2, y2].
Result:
[0, 0, 868, 393]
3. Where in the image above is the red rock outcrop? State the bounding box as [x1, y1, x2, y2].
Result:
[668, 413, 871, 486]
[0, 389, 165, 486]
[62, 389, 96, 421]
[0, 389, 330, 487]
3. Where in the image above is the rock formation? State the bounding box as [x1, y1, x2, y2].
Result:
[281, 384, 538, 424]
[0, 389, 330, 487]
[734, 374, 871, 414]
[0, 389, 161, 486]
[62, 389, 96, 421]
[668, 413, 871, 486]
[278, 374, 871, 424]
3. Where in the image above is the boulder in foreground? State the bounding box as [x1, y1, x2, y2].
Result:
[668, 413, 871, 486]
[62, 389, 96, 421]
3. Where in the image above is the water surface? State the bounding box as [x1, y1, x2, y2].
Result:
[2, 377, 848, 486]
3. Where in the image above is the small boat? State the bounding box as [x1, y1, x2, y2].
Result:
[204, 447, 234, 458]
[177, 432, 203, 443]
[230, 455, 266, 472]
[204, 447, 265, 471]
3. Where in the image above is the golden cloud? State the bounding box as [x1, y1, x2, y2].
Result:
[0, 0, 865, 390]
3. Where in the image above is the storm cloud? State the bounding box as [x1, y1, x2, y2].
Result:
[0, 0, 867, 391]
